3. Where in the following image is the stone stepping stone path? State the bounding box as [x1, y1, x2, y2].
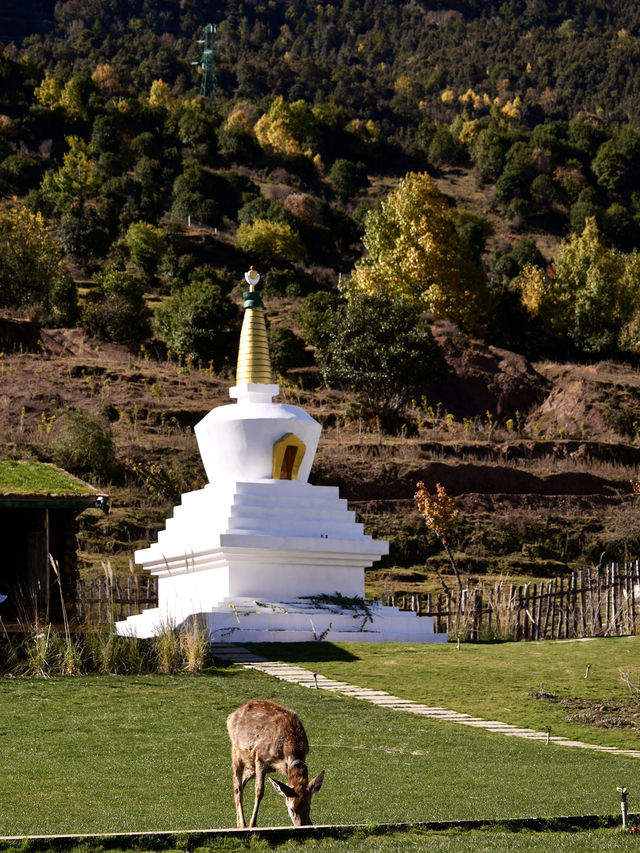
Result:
[211, 644, 640, 760]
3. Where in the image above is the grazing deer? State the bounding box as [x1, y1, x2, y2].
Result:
[226, 699, 325, 828]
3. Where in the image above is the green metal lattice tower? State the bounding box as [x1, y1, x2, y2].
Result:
[193, 23, 219, 99]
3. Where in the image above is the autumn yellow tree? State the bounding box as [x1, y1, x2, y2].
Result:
[236, 219, 304, 263]
[414, 480, 462, 595]
[254, 96, 319, 161]
[40, 136, 106, 263]
[0, 199, 77, 325]
[515, 217, 640, 355]
[40, 136, 102, 209]
[148, 79, 176, 112]
[91, 64, 122, 99]
[349, 172, 492, 333]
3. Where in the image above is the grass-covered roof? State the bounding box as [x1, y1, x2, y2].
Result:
[0, 460, 99, 498]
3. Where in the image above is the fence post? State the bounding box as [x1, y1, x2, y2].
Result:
[474, 587, 482, 641]
[632, 562, 638, 636]
[534, 582, 542, 640]
[555, 577, 563, 639]
[569, 573, 576, 638]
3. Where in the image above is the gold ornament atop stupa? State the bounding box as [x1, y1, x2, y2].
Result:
[235, 267, 272, 385]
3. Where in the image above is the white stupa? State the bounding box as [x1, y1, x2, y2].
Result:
[116, 269, 446, 643]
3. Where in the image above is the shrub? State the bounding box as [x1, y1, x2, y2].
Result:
[317, 290, 443, 429]
[82, 268, 151, 347]
[269, 325, 310, 374]
[0, 199, 78, 322]
[427, 125, 462, 165]
[510, 238, 546, 270]
[297, 291, 341, 351]
[329, 158, 368, 196]
[154, 277, 239, 364]
[263, 268, 298, 296]
[0, 154, 43, 193]
[121, 221, 168, 283]
[49, 410, 116, 481]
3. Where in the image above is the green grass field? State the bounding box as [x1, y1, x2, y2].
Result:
[1, 638, 639, 845]
[247, 635, 640, 750]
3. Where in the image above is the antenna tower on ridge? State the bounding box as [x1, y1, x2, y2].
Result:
[192, 23, 219, 98]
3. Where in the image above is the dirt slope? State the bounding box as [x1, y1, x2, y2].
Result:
[1, 321, 640, 592]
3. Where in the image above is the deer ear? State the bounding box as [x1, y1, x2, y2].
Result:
[269, 777, 295, 798]
[309, 770, 325, 794]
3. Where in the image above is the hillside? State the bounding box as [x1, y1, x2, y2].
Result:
[3, 1, 640, 366]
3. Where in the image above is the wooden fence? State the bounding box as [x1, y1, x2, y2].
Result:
[384, 562, 640, 641]
[75, 562, 640, 641]
[76, 576, 158, 623]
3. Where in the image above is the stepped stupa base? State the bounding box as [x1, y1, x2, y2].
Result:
[115, 596, 448, 643]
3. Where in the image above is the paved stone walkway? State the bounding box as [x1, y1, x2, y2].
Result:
[212, 644, 640, 760]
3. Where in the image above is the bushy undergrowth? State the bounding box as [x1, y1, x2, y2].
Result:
[0, 619, 211, 677]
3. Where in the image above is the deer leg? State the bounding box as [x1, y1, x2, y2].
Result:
[248, 761, 266, 828]
[231, 753, 248, 828]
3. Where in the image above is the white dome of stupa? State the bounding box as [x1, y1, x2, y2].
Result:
[194, 268, 322, 484]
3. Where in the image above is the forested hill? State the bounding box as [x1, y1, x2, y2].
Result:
[7, 0, 640, 126]
[5, 0, 640, 374]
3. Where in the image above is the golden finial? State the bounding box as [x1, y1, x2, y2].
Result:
[235, 268, 272, 385]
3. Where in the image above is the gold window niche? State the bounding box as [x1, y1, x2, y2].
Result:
[272, 433, 306, 480]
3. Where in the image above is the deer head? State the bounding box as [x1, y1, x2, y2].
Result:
[269, 770, 325, 826]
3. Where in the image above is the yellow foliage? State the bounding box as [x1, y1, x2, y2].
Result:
[346, 118, 381, 145]
[441, 89, 455, 104]
[458, 119, 479, 145]
[34, 72, 63, 108]
[394, 75, 415, 97]
[514, 263, 547, 316]
[473, 92, 492, 110]
[227, 105, 255, 130]
[254, 113, 301, 158]
[501, 96, 522, 121]
[414, 481, 459, 545]
[0, 198, 69, 304]
[148, 79, 176, 111]
[0, 114, 16, 138]
[92, 64, 122, 98]
[41, 136, 102, 205]
[236, 218, 304, 262]
[349, 172, 491, 333]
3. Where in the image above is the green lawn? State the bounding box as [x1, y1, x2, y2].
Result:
[246, 636, 640, 751]
[0, 648, 638, 840]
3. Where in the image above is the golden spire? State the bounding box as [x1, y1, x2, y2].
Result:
[235, 268, 272, 385]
